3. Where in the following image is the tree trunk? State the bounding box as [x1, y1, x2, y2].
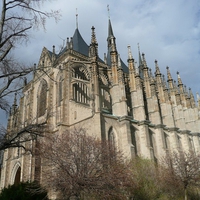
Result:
[184, 187, 187, 200]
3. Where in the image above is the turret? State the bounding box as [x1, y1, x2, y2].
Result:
[89, 26, 100, 113]
[89, 26, 98, 58]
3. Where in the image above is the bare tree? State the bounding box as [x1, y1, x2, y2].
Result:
[0, 0, 60, 112]
[0, 0, 60, 151]
[39, 128, 130, 200]
[161, 151, 200, 200]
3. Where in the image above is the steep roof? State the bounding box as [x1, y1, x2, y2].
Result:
[72, 28, 89, 56]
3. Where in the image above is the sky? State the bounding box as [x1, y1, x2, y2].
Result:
[1, 0, 200, 126]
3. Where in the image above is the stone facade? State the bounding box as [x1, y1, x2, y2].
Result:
[1, 19, 200, 192]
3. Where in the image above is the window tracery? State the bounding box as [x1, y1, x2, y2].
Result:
[73, 82, 89, 104]
[38, 80, 48, 117]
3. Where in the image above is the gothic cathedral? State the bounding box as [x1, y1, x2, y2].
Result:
[1, 17, 200, 190]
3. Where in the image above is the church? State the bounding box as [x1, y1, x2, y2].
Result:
[0, 15, 200, 191]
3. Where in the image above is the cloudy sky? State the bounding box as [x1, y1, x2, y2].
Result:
[1, 0, 200, 125]
[19, 0, 199, 93]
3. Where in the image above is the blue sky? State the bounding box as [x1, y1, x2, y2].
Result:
[1, 0, 200, 126]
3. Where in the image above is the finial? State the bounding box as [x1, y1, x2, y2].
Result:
[107, 5, 110, 19]
[76, 8, 78, 29]
[177, 71, 180, 78]
[127, 45, 133, 60]
[91, 26, 97, 44]
[155, 59, 161, 75]
[177, 71, 183, 85]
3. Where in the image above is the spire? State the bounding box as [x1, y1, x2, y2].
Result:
[91, 26, 97, 44]
[177, 71, 184, 94]
[166, 66, 173, 81]
[177, 71, 183, 86]
[142, 53, 147, 69]
[107, 5, 114, 38]
[89, 26, 98, 58]
[155, 60, 161, 76]
[138, 43, 142, 67]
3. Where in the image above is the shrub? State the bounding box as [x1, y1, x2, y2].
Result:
[0, 182, 48, 200]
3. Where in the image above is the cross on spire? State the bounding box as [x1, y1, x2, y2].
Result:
[107, 5, 110, 19]
[76, 8, 78, 29]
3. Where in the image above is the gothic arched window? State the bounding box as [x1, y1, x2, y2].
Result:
[101, 88, 112, 113]
[73, 82, 89, 104]
[130, 126, 137, 157]
[108, 127, 116, 150]
[38, 80, 48, 117]
[58, 76, 63, 106]
[72, 66, 89, 80]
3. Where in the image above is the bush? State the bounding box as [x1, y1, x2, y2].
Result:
[0, 182, 48, 200]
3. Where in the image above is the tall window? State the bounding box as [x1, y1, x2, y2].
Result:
[177, 135, 182, 151]
[108, 127, 116, 150]
[38, 80, 48, 117]
[163, 132, 169, 150]
[58, 76, 63, 106]
[73, 83, 89, 104]
[101, 88, 112, 113]
[149, 129, 156, 162]
[130, 126, 137, 157]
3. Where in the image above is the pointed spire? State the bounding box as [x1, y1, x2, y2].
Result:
[89, 26, 98, 58]
[138, 43, 142, 67]
[155, 60, 161, 76]
[107, 5, 114, 38]
[177, 71, 183, 86]
[166, 66, 173, 81]
[142, 53, 147, 69]
[91, 26, 97, 44]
